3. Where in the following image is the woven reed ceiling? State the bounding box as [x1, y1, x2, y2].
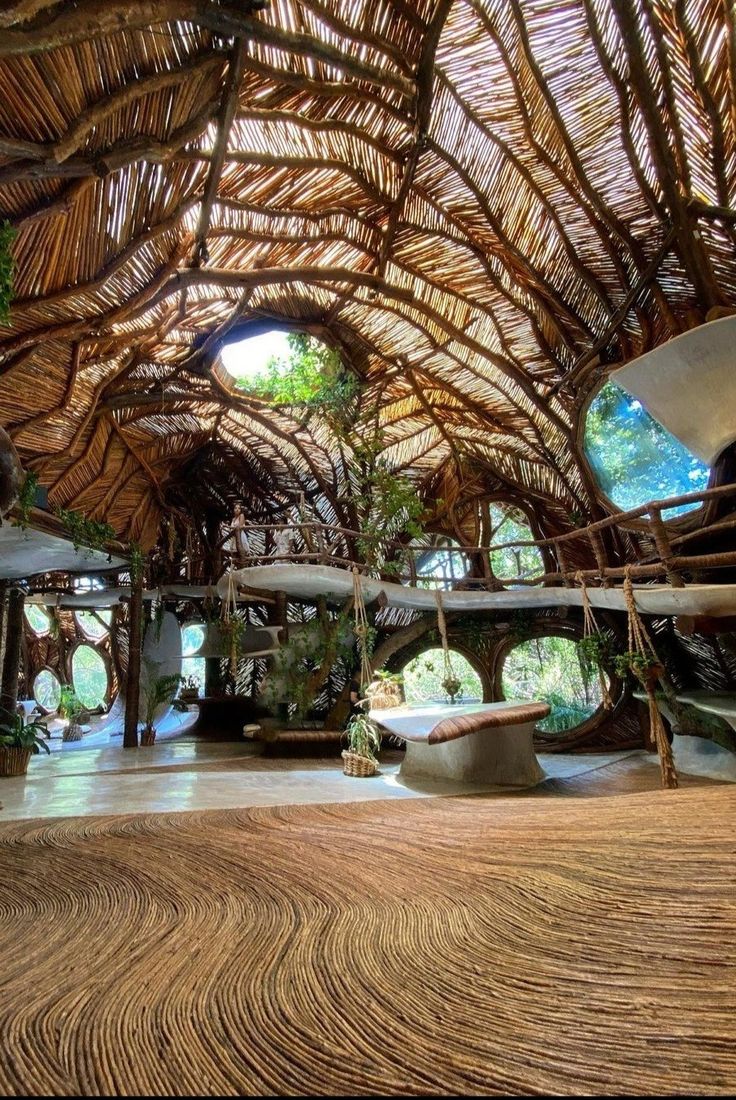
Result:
[0, 0, 734, 547]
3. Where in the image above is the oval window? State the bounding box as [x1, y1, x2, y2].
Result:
[71, 645, 109, 709]
[33, 668, 61, 713]
[401, 647, 483, 705]
[583, 380, 710, 517]
[501, 635, 607, 734]
[180, 622, 206, 693]
[25, 604, 52, 636]
[75, 609, 112, 641]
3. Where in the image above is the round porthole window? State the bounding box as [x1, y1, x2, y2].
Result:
[501, 635, 610, 735]
[33, 668, 62, 713]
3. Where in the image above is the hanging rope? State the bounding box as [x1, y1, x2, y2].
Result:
[434, 589, 459, 698]
[221, 571, 240, 678]
[623, 567, 678, 790]
[352, 569, 373, 692]
[575, 570, 613, 711]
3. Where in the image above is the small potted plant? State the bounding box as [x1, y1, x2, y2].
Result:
[0, 713, 51, 777]
[140, 671, 183, 746]
[342, 711, 381, 777]
[613, 650, 665, 690]
[442, 674, 463, 704]
[365, 670, 404, 710]
[179, 674, 200, 704]
[59, 684, 85, 742]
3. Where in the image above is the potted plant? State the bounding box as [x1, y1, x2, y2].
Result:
[140, 671, 183, 746]
[0, 713, 51, 777]
[342, 711, 381, 777]
[365, 670, 404, 710]
[59, 684, 85, 742]
[442, 674, 463, 704]
[179, 674, 200, 704]
[613, 650, 665, 690]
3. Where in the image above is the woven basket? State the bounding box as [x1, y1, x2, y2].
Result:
[0, 746, 32, 778]
[62, 721, 83, 743]
[342, 750, 378, 777]
[141, 726, 156, 747]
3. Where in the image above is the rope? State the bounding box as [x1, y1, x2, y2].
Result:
[575, 570, 612, 711]
[434, 589, 457, 687]
[623, 567, 678, 790]
[352, 568, 373, 692]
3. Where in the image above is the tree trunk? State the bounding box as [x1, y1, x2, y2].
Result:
[0, 586, 24, 724]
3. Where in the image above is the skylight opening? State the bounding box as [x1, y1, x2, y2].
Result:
[220, 330, 292, 385]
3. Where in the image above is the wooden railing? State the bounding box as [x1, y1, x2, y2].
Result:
[203, 480, 736, 591]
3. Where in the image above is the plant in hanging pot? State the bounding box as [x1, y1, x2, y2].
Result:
[58, 685, 85, 742]
[342, 711, 381, 777]
[613, 650, 665, 689]
[0, 713, 50, 777]
[140, 670, 183, 746]
[577, 629, 616, 710]
[442, 675, 463, 704]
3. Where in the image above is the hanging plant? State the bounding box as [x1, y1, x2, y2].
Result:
[54, 506, 115, 553]
[0, 219, 16, 325]
[220, 615, 247, 678]
[441, 674, 463, 704]
[15, 471, 38, 529]
[128, 541, 145, 587]
[613, 650, 665, 685]
[577, 629, 615, 710]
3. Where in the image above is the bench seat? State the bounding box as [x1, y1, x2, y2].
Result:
[372, 701, 550, 787]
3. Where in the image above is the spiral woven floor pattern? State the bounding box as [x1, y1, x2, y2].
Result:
[1, 785, 735, 1096]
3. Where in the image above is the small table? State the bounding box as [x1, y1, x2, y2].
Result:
[373, 701, 549, 786]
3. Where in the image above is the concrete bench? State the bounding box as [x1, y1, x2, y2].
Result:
[372, 700, 550, 786]
[634, 689, 736, 782]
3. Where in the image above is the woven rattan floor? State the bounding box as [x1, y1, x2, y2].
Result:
[1, 779, 735, 1096]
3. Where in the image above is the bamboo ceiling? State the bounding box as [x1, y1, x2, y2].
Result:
[0, 0, 735, 549]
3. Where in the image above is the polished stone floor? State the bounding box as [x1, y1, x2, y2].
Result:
[0, 735, 723, 822]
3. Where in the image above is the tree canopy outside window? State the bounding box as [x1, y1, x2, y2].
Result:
[489, 503, 544, 586]
[402, 647, 483, 705]
[501, 635, 606, 734]
[71, 645, 109, 710]
[583, 380, 709, 517]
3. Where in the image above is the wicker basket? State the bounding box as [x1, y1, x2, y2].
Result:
[62, 721, 83, 743]
[0, 746, 32, 778]
[341, 750, 378, 777]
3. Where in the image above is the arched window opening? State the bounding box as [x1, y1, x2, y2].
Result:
[33, 668, 61, 713]
[402, 647, 484, 705]
[501, 635, 609, 735]
[25, 604, 52, 636]
[583, 379, 710, 518]
[488, 503, 544, 586]
[71, 645, 109, 710]
[408, 535, 469, 590]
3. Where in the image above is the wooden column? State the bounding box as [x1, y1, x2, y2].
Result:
[0, 580, 7, 681]
[0, 585, 24, 724]
[554, 540, 574, 587]
[123, 576, 143, 748]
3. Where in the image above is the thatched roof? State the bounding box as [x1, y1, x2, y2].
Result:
[1, 0, 734, 549]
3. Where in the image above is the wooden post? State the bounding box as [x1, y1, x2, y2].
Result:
[588, 529, 611, 587]
[554, 540, 574, 587]
[0, 585, 24, 724]
[647, 507, 685, 587]
[0, 581, 7, 681]
[123, 575, 143, 748]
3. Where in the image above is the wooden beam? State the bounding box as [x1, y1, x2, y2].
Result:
[191, 38, 246, 268]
